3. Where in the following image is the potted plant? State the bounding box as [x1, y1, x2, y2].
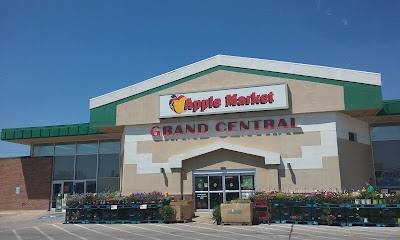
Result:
[159, 205, 175, 223]
[211, 205, 221, 225]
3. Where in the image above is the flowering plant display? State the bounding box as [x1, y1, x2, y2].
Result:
[320, 213, 337, 225]
[66, 191, 169, 206]
[253, 189, 400, 204]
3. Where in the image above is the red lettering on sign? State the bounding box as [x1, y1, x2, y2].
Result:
[228, 122, 237, 132]
[252, 120, 260, 130]
[264, 120, 275, 130]
[277, 119, 288, 129]
[186, 124, 196, 134]
[150, 127, 161, 136]
[291, 118, 300, 128]
[240, 121, 250, 131]
[198, 124, 208, 134]
[163, 126, 173, 136]
[225, 94, 237, 107]
[175, 125, 184, 134]
[216, 122, 226, 132]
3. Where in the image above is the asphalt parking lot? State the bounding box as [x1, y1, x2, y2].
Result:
[1, 211, 400, 240]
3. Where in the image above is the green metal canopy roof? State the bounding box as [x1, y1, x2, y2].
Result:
[1, 123, 104, 141]
[378, 99, 400, 116]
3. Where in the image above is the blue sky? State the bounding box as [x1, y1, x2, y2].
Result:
[1, 0, 399, 157]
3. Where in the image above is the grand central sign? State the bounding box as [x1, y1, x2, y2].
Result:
[159, 84, 289, 118]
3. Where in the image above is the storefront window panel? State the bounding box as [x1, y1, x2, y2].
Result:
[194, 176, 208, 191]
[98, 154, 120, 177]
[53, 156, 74, 180]
[75, 155, 97, 180]
[87, 181, 96, 193]
[371, 126, 400, 141]
[209, 176, 222, 191]
[225, 176, 239, 190]
[33, 144, 54, 156]
[97, 177, 119, 193]
[372, 139, 400, 187]
[55, 143, 76, 156]
[77, 142, 98, 154]
[240, 175, 255, 190]
[226, 192, 240, 202]
[99, 141, 120, 154]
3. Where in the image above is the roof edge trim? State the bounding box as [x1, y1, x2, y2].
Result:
[90, 55, 381, 109]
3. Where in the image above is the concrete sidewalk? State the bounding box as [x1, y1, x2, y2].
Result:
[192, 211, 214, 224]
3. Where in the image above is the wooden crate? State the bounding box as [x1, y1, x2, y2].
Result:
[171, 205, 192, 222]
[221, 203, 253, 225]
[170, 200, 195, 218]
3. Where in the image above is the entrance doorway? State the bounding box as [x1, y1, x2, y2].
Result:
[51, 180, 96, 208]
[193, 169, 255, 210]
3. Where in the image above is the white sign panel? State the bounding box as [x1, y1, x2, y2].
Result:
[159, 84, 288, 118]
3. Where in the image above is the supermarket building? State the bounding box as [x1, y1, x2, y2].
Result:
[1, 55, 400, 210]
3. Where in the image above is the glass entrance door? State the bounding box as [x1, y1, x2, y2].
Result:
[51, 181, 73, 208]
[51, 182, 62, 209]
[193, 169, 255, 210]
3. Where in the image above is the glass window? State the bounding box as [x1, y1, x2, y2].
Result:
[240, 175, 254, 190]
[226, 192, 240, 201]
[97, 177, 119, 193]
[53, 156, 74, 180]
[372, 140, 400, 187]
[225, 175, 239, 190]
[55, 143, 76, 156]
[98, 154, 120, 177]
[99, 141, 120, 154]
[77, 142, 98, 154]
[87, 181, 96, 193]
[75, 155, 97, 180]
[209, 176, 222, 191]
[349, 132, 357, 142]
[33, 144, 54, 156]
[371, 126, 400, 141]
[194, 176, 208, 191]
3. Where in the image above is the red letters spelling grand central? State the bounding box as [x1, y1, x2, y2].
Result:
[150, 118, 300, 137]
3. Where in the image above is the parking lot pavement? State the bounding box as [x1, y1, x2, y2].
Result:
[1, 211, 400, 240]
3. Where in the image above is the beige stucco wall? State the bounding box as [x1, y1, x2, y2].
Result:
[278, 157, 342, 192]
[121, 150, 342, 195]
[180, 149, 279, 194]
[116, 70, 345, 126]
[137, 132, 321, 163]
[337, 139, 374, 190]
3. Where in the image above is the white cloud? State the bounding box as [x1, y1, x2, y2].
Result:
[341, 17, 348, 26]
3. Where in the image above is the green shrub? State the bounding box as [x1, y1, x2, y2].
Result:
[159, 205, 175, 220]
[212, 205, 221, 224]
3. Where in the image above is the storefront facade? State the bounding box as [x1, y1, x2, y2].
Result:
[1, 55, 400, 210]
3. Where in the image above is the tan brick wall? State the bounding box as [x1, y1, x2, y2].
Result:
[337, 139, 374, 191]
[0, 157, 52, 210]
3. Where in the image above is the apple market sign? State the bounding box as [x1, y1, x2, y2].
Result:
[159, 84, 288, 118]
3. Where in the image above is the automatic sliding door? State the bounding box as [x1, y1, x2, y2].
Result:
[225, 175, 239, 201]
[193, 170, 255, 210]
[194, 176, 208, 209]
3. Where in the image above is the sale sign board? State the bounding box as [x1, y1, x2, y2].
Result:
[159, 84, 288, 118]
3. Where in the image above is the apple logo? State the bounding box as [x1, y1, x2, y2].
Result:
[169, 94, 187, 114]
